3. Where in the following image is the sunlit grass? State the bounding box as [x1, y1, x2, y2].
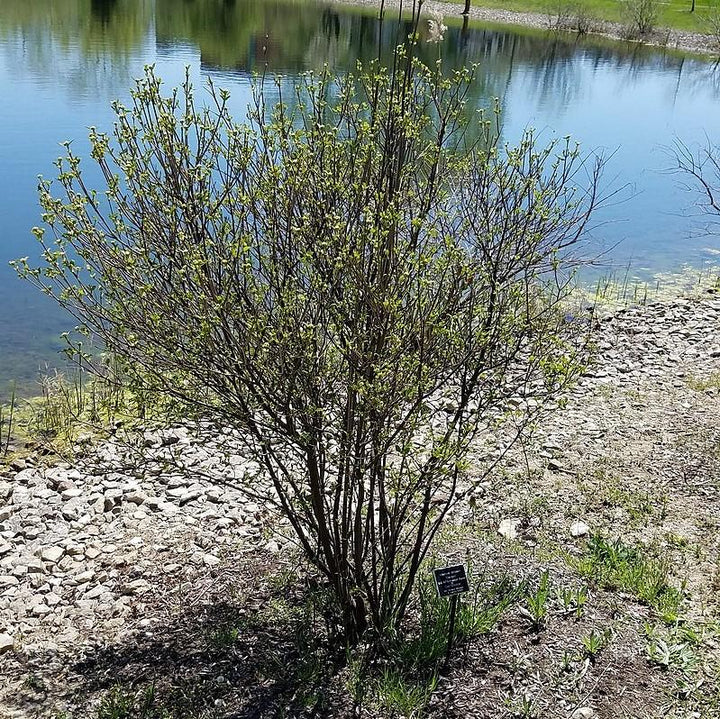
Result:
[441, 0, 718, 34]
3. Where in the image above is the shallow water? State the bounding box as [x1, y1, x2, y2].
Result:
[1, 0, 719, 396]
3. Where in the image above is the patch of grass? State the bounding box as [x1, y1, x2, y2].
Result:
[605, 483, 666, 526]
[206, 624, 240, 649]
[366, 570, 525, 717]
[442, 0, 720, 34]
[644, 621, 720, 715]
[0, 382, 17, 457]
[396, 570, 525, 667]
[555, 584, 589, 618]
[645, 619, 720, 665]
[520, 569, 551, 631]
[504, 691, 538, 718]
[573, 534, 684, 622]
[665, 532, 690, 549]
[94, 681, 220, 719]
[1, 358, 209, 465]
[582, 627, 613, 662]
[646, 631, 697, 671]
[22, 672, 47, 693]
[96, 682, 224, 719]
[702, 4, 720, 51]
[251, 583, 338, 709]
[585, 468, 667, 526]
[96, 685, 166, 719]
[375, 670, 438, 718]
[686, 371, 720, 392]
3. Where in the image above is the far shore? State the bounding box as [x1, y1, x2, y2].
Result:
[327, 0, 720, 56]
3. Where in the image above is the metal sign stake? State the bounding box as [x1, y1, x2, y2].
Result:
[433, 564, 469, 672]
[443, 593, 459, 670]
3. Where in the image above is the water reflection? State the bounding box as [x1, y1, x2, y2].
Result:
[91, 0, 119, 26]
[0, 0, 152, 98]
[0, 0, 719, 395]
[0, 0, 152, 56]
[0, 0, 715, 102]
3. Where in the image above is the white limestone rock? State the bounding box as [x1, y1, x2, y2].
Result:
[498, 518, 521, 540]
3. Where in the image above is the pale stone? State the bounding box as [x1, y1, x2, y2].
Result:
[84, 585, 107, 600]
[0, 633, 14, 654]
[39, 546, 65, 564]
[498, 518, 521, 540]
[69, 570, 95, 586]
[144, 496, 161, 510]
[570, 520, 590, 538]
[25, 557, 45, 573]
[124, 491, 146, 505]
[104, 491, 122, 512]
[45, 592, 62, 606]
[179, 490, 203, 505]
[31, 603, 52, 617]
[120, 579, 150, 595]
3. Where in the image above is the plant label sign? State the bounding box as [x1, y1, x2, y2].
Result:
[433, 564, 469, 598]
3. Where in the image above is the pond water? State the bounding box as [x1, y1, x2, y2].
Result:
[1, 0, 719, 396]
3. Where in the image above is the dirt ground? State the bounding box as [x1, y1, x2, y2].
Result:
[1, 289, 720, 718]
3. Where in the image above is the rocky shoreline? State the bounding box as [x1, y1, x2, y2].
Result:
[0, 289, 719, 716]
[328, 0, 720, 56]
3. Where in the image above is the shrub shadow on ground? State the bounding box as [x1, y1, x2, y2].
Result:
[4, 562, 356, 719]
[71, 601, 347, 718]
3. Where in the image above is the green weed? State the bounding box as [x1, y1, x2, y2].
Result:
[521, 570, 551, 631]
[470, 0, 718, 34]
[574, 535, 683, 621]
[369, 570, 524, 716]
[647, 634, 697, 671]
[505, 691, 537, 718]
[95, 681, 218, 719]
[559, 649, 574, 672]
[376, 669, 438, 718]
[555, 585, 589, 618]
[206, 624, 240, 649]
[97, 685, 164, 719]
[601, 480, 665, 526]
[0, 382, 17, 457]
[582, 627, 612, 661]
[686, 372, 720, 392]
[397, 570, 524, 668]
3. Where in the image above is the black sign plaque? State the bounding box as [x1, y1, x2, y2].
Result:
[433, 564, 469, 598]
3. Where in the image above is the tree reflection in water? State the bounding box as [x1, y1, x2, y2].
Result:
[0, 0, 710, 104]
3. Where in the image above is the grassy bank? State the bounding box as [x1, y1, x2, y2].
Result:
[443, 0, 718, 34]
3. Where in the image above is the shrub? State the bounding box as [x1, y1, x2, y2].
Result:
[620, 0, 659, 36]
[17, 17, 604, 643]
